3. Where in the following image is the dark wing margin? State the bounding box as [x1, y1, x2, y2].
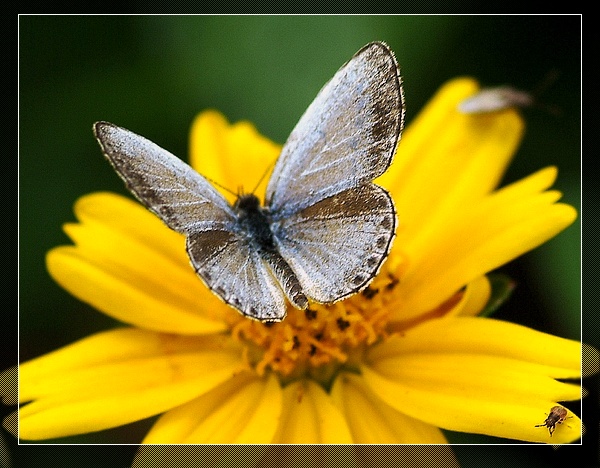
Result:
[271, 184, 396, 303]
[186, 231, 289, 321]
[266, 41, 404, 218]
[94, 121, 235, 234]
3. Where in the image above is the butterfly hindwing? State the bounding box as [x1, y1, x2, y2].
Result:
[186, 230, 288, 321]
[271, 184, 396, 303]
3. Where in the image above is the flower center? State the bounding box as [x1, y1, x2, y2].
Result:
[229, 265, 401, 386]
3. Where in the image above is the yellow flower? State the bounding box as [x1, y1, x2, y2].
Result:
[5, 78, 583, 444]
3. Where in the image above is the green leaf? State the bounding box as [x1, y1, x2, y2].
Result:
[480, 273, 516, 317]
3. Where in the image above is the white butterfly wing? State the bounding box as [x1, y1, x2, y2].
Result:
[266, 42, 403, 303]
[266, 42, 404, 217]
[94, 122, 235, 234]
[94, 122, 289, 321]
[186, 231, 288, 321]
[271, 184, 396, 303]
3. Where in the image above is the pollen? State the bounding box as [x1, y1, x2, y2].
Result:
[230, 266, 401, 382]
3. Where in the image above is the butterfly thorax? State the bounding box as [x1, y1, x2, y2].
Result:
[234, 194, 276, 252]
[233, 193, 308, 312]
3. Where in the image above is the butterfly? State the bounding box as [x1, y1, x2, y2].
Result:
[93, 41, 405, 322]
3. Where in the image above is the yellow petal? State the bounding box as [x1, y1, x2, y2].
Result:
[379, 78, 523, 252]
[272, 380, 353, 444]
[370, 317, 581, 375]
[361, 317, 582, 443]
[453, 275, 491, 317]
[143, 373, 282, 443]
[368, 353, 580, 403]
[392, 168, 577, 319]
[331, 372, 448, 443]
[362, 365, 582, 443]
[71, 191, 185, 260]
[18, 328, 244, 440]
[47, 192, 228, 334]
[189, 110, 282, 205]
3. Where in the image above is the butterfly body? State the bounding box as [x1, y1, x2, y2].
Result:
[94, 42, 404, 322]
[232, 193, 309, 313]
[233, 194, 277, 253]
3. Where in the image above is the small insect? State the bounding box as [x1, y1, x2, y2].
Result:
[458, 70, 560, 115]
[458, 85, 533, 113]
[535, 405, 570, 436]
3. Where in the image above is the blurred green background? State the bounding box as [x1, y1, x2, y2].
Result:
[13, 15, 587, 467]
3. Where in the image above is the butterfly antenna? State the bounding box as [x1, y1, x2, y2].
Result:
[531, 69, 562, 116]
[204, 175, 238, 198]
[202, 158, 277, 200]
[250, 158, 277, 196]
[531, 68, 560, 99]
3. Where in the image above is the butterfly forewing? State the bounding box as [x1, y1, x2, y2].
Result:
[266, 41, 403, 305]
[94, 122, 289, 320]
[266, 42, 404, 217]
[94, 122, 235, 234]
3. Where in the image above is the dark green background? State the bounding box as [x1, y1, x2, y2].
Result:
[13, 15, 589, 467]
